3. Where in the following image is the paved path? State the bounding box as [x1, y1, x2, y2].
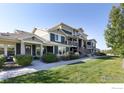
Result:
[0, 56, 104, 81]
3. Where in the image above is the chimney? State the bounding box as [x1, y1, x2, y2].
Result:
[32, 28, 37, 33]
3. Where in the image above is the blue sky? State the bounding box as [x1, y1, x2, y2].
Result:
[0, 3, 113, 50]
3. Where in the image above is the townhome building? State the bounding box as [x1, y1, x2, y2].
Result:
[0, 30, 45, 60]
[0, 23, 97, 59]
[33, 23, 97, 56]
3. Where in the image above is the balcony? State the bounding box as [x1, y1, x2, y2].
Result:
[86, 45, 95, 49]
[67, 41, 78, 46]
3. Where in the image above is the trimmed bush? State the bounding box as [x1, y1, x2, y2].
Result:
[33, 56, 41, 60]
[61, 53, 80, 61]
[13, 55, 32, 66]
[61, 55, 70, 61]
[42, 53, 58, 63]
[69, 54, 80, 60]
[95, 52, 106, 56]
[0, 55, 6, 68]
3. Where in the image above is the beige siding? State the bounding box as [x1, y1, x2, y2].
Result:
[50, 30, 66, 36]
[34, 29, 50, 41]
[0, 39, 17, 45]
[61, 25, 73, 33]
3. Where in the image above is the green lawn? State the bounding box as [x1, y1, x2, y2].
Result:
[1, 56, 124, 83]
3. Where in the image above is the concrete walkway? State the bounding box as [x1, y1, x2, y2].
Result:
[0, 56, 102, 81]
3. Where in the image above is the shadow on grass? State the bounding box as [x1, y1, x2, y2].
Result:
[1, 70, 69, 83]
[67, 61, 85, 65]
[95, 56, 119, 60]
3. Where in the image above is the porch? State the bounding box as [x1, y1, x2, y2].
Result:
[0, 39, 43, 61]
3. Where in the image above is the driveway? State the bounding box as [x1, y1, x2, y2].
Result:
[0, 56, 104, 81]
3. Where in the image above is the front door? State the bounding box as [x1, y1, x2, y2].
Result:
[32, 45, 36, 56]
[25, 45, 31, 55]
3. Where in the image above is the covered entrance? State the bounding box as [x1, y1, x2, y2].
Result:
[70, 47, 78, 53]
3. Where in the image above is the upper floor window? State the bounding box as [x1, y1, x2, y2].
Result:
[50, 33, 55, 41]
[50, 33, 65, 43]
[61, 36, 65, 43]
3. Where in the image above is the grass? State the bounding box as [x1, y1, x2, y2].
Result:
[1, 56, 124, 83]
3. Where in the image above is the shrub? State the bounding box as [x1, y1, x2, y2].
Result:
[61, 53, 80, 61]
[42, 53, 58, 63]
[69, 54, 80, 60]
[95, 52, 106, 56]
[13, 55, 32, 66]
[61, 55, 70, 60]
[33, 56, 41, 60]
[0, 55, 6, 68]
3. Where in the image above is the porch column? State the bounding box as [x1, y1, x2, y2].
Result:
[40, 44, 44, 56]
[53, 46, 55, 54]
[4, 44, 7, 56]
[77, 38, 79, 47]
[21, 41, 25, 55]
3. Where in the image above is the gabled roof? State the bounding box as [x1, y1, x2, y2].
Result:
[47, 22, 88, 36]
[0, 30, 47, 43]
[48, 22, 77, 31]
[88, 39, 97, 43]
[0, 32, 19, 40]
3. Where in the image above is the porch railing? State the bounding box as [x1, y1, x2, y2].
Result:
[67, 41, 78, 46]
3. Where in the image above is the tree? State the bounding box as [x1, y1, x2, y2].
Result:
[105, 4, 124, 57]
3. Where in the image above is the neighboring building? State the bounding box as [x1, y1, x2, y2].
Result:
[86, 39, 97, 54]
[0, 22, 97, 58]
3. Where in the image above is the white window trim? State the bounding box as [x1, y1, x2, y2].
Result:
[51, 32, 66, 42]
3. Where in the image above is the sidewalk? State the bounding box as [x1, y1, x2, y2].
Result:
[0, 56, 102, 81]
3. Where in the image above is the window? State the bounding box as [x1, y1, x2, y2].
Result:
[54, 46, 58, 54]
[61, 36, 65, 43]
[58, 46, 62, 55]
[50, 33, 64, 43]
[25, 45, 31, 55]
[47, 46, 53, 53]
[63, 47, 66, 54]
[55, 34, 62, 42]
[66, 47, 69, 52]
[0, 44, 4, 55]
[58, 46, 66, 55]
[7, 45, 15, 56]
[50, 33, 55, 41]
